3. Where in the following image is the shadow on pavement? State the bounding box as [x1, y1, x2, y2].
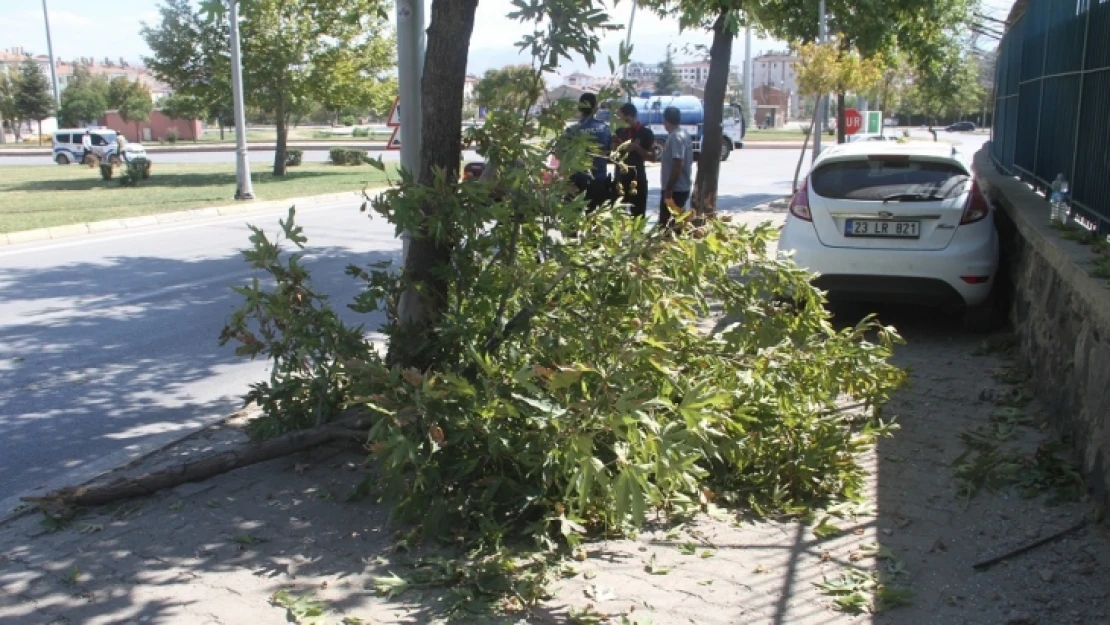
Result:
[0, 244, 397, 504]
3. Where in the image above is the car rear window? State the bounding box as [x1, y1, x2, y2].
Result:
[55, 133, 70, 144]
[810, 158, 969, 201]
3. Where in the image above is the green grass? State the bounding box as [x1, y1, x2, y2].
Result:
[0, 162, 394, 234]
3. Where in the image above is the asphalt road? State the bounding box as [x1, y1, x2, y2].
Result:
[0, 134, 986, 508]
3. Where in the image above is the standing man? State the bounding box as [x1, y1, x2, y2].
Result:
[659, 106, 693, 228]
[615, 102, 655, 219]
[570, 93, 612, 210]
[81, 130, 93, 164]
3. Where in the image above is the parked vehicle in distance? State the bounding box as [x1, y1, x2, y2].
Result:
[51, 128, 148, 165]
[945, 121, 976, 132]
[778, 141, 999, 331]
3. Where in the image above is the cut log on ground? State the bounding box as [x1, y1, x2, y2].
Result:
[23, 415, 371, 509]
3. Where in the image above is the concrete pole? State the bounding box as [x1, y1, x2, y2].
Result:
[622, 1, 637, 99]
[396, 0, 425, 263]
[41, 0, 62, 110]
[228, 0, 255, 200]
[812, 0, 827, 164]
[744, 25, 753, 127]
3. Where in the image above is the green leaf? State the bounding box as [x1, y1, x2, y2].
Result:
[372, 573, 410, 599]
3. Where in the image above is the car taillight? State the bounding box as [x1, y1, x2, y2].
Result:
[789, 177, 812, 221]
[960, 180, 990, 224]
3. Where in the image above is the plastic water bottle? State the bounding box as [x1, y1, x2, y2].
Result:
[1050, 174, 1069, 225]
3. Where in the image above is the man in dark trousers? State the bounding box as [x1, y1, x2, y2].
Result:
[659, 106, 693, 228]
[615, 102, 655, 219]
[569, 93, 612, 211]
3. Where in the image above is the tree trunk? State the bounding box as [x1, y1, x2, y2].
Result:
[37, 120, 42, 145]
[22, 415, 372, 508]
[836, 91, 846, 144]
[219, 121, 225, 140]
[273, 94, 288, 176]
[691, 11, 733, 217]
[389, 0, 480, 371]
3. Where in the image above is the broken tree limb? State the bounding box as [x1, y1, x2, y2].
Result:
[972, 518, 1088, 571]
[22, 413, 373, 509]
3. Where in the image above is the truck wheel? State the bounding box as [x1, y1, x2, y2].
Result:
[55, 153, 70, 165]
[720, 140, 732, 162]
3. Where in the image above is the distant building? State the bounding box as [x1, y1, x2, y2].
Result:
[100, 109, 203, 143]
[753, 50, 800, 113]
[0, 47, 171, 103]
[753, 85, 791, 127]
[563, 72, 598, 89]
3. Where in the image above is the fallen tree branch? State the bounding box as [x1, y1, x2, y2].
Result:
[972, 518, 1088, 571]
[22, 413, 372, 508]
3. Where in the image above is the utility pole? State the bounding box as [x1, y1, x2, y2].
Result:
[228, 0, 254, 200]
[622, 1, 637, 99]
[41, 0, 61, 110]
[744, 24, 753, 128]
[812, 0, 827, 164]
[395, 0, 425, 263]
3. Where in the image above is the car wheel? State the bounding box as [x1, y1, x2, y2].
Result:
[55, 153, 70, 165]
[962, 287, 997, 333]
[720, 139, 732, 162]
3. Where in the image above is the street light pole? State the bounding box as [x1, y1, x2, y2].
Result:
[228, 0, 254, 200]
[812, 0, 827, 164]
[622, 1, 637, 98]
[395, 0, 425, 263]
[744, 24, 753, 128]
[41, 0, 61, 110]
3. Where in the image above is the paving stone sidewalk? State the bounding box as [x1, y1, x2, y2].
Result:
[1, 210, 1107, 625]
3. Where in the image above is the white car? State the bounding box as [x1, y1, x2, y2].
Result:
[778, 141, 999, 331]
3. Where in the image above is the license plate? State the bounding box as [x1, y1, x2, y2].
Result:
[845, 219, 920, 238]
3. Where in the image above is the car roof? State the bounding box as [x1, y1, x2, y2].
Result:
[54, 128, 115, 134]
[815, 139, 967, 166]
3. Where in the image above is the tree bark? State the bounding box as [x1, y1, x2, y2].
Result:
[273, 94, 288, 176]
[22, 415, 373, 508]
[389, 0, 480, 371]
[37, 120, 42, 145]
[691, 11, 733, 217]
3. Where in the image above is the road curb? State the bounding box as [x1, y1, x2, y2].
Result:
[0, 189, 383, 248]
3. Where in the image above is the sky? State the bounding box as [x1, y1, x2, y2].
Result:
[0, 0, 784, 80]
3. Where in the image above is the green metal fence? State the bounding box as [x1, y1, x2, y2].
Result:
[992, 0, 1110, 233]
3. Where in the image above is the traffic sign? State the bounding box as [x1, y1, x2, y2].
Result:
[387, 126, 401, 150]
[844, 108, 863, 135]
[387, 97, 401, 127]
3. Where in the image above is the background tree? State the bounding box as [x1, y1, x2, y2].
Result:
[0, 72, 17, 143]
[238, 0, 394, 176]
[653, 45, 681, 95]
[58, 65, 110, 127]
[474, 65, 543, 112]
[14, 57, 55, 145]
[755, 0, 974, 142]
[142, 0, 233, 139]
[115, 80, 154, 140]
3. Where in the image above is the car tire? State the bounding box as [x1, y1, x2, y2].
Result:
[962, 287, 997, 333]
[55, 153, 69, 165]
[720, 140, 732, 162]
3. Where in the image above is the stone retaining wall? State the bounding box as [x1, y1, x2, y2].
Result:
[974, 147, 1110, 504]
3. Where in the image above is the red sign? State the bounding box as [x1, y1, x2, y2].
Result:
[386, 97, 401, 150]
[843, 108, 863, 135]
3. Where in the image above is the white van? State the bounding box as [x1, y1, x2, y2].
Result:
[52, 128, 137, 165]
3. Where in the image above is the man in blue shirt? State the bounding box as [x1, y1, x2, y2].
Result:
[569, 93, 612, 211]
